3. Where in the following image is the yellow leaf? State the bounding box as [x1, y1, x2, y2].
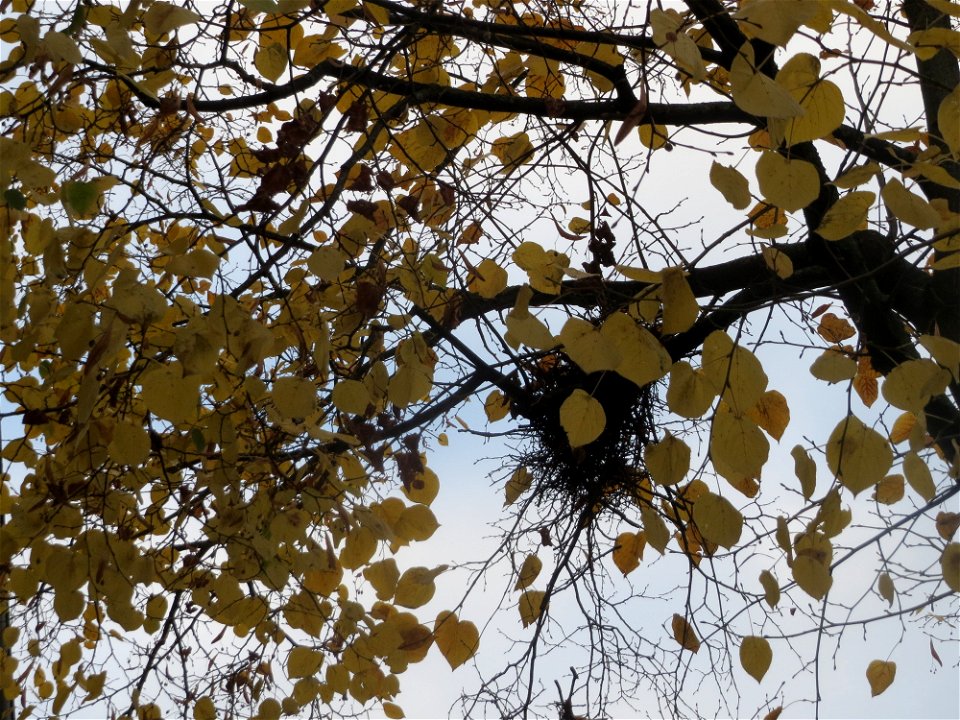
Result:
[661, 267, 698, 334]
[43, 30, 83, 64]
[881, 179, 941, 229]
[504, 466, 532, 506]
[388, 365, 432, 408]
[272, 376, 316, 419]
[881, 359, 951, 413]
[331, 379, 372, 416]
[141, 366, 201, 425]
[559, 317, 619, 374]
[484, 390, 511, 423]
[873, 474, 904, 505]
[793, 531, 833, 599]
[833, 162, 881, 189]
[824, 0, 913, 52]
[143, 2, 202, 38]
[903, 452, 936, 502]
[492, 132, 535, 175]
[433, 611, 480, 670]
[395, 504, 439, 543]
[54, 588, 85, 621]
[468, 259, 508, 299]
[792, 554, 832, 600]
[567, 216, 591, 235]
[518, 590, 546, 627]
[810, 348, 857, 383]
[167, 248, 220, 279]
[612, 531, 646, 576]
[759, 570, 780, 608]
[645, 433, 691, 487]
[711, 410, 770, 479]
[734, 0, 819, 45]
[769, 53, 845, 145]
[889, 411, 917, 444]
[287, 646, 324, 679]
[671, 613, 700, 653]
[559, 389, 606, 448]
[919, 335, 960, 382]
[108, 421, 151, 466]
[512, 243, 570, 295]
[866, 659, 896, 697]
[325, 0, 359, 16]
[638, 123, 670, 150]
[339, 526, 376, 570]
[739, 636, 772, 683]
[307, 246, 346, 280]
[254, 41, 287, 83]
[877, 572, 895, 606]
[641, 505, 671, 554]
[514, 554, 543, 590]
[762, 246, 794, 279]
[194, 697, 217, 720]
[932, 253, 960, 270]
[816, 191, 875, 241]
[747, 390, 790, 441]
[941, 543, 960, 592]
[756, 151, 820, 212]
[775, 516, 792, 556]
[650, 9, 706, 80]
[394, 566, 444, 609]
[702, 331, 768, 413]
[363, 558, 399, 600]
[292, 32, 344, 67]
[505, 286, 555, 349]
[667, 361, 716, 418]
[938, 84, 960, 154]
[692, 491, 743, 549]
[602, 312, 672, 388]
[908, 26, 960, 60]
[730, 43, 804, 118]
[710, 162, 751, 209]
[402, 466, 440, 506]
[826, 415, 893, 495]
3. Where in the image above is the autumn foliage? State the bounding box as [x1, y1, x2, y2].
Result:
[0, 0, 958, 718]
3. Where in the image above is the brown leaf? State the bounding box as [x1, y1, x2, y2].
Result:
[936, 512, 960, 541]
[930, 639, 942, 667]
[817, 313, 856, 343]
[346, 198, 379, 220]
[615, 93, 649, 146]
[345, 163, 374, 192]
[810, 303, 831, 319]
[853, 372, 878, 407]
[671, 613, 700, 653]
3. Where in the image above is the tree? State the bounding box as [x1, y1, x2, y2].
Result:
[0, 0, 958, 717]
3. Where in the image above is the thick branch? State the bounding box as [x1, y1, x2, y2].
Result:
[98, 55, 753, 127]
[902, 0, 960, 349]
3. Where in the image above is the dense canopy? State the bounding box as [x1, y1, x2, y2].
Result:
[0, 1, 958, 719]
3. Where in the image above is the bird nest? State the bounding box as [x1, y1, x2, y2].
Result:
[511, 352, 661, 515]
